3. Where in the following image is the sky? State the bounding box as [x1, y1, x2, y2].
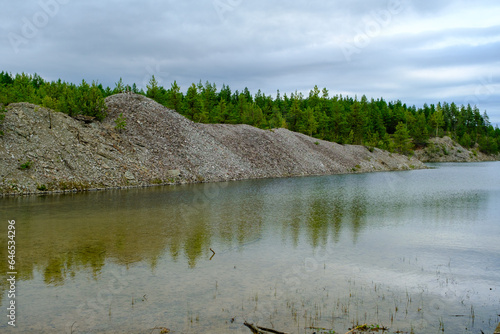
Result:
[1, 0, 500, 125]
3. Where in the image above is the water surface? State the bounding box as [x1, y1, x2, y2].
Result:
[1, 162, 499, 333]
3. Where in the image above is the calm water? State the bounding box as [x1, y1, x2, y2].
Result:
[1, 162, 499, 333]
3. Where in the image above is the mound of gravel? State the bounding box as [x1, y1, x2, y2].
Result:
[0, 93, 425, 195]
[413, 136, 499, 162]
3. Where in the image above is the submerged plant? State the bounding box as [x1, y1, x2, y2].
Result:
[351, 323, 388, 332]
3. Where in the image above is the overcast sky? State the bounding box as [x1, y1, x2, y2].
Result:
[2, 0, 500, 124]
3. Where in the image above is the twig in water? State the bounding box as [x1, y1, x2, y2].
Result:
[244, 322, 265, 334]
[243, 321, 288, 334]
[210, 248, 216, 260]
[257, 325, 287, 334]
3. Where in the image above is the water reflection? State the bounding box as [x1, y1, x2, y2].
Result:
[0, 167, 489, 296]
[1, 163, 499, 333]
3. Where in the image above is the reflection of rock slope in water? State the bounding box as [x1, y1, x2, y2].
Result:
[0, 93, 425, 195]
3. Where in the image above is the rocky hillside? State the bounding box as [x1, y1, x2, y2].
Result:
[414, 136, 499, 162]
[0, 93, 425, 196]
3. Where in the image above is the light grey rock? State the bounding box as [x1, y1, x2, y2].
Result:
[0, 94, 436, 196]
[167, 169, 181, 177]
[124, 171, 135, 180]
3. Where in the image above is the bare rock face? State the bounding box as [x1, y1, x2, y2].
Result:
[414, 136, 499, 162]
[0, 93, 426, 195]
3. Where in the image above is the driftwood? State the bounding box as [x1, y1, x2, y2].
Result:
[243, 322, 287, 334]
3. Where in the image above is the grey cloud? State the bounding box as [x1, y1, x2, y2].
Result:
[1, 0, 499, 124]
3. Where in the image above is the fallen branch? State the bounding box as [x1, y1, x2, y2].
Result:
[244, 322, 265, 334]
[243, 322, 287, 334]
[256, 325, 287, 334]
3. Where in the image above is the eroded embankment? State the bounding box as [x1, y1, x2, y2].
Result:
[414, 136, 499, 162]
[0, 93, 425, 196]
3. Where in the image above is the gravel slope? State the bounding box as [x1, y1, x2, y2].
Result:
[0, 93, 425, 196]
[414, 136, 499, 162]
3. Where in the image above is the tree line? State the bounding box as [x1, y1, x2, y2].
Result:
[1, 71, 499, 155]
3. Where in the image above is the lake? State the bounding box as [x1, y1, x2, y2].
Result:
[1, 162, 499, 333]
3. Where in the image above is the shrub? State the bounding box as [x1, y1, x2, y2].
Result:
[20, 160, 33, 170]
[114, 113, 127, 132]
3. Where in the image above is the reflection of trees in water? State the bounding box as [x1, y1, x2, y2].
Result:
[303, 184, 368, 248]
[43, 243, 106, 285]
[0, 176, 486, 297]
[283, 174, 484, 249]
[0, 183, 267, 296]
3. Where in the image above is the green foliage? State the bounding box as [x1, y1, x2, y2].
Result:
[76, 80, 107, 120]
[459, 133, 473, 148]
[393, 122, 413, 155]
[146, 75, 162, 102]
[353, 323, 388, 331]
[411, 113, 429, 146]
[1, 70, 498, 155]
[37, 184, 48, 191]
[166, 81, 182, 112]
[0, 71, 107, 121]
[430, 106, 444, 137]
[113, 77, 125, 94]
[20, 160, 33, 170]
[478, 136, 499, 155]
[114, 113, 127, 132]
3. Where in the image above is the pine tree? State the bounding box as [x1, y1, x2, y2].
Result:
[182, 83, 204, 121]
[288, 92, 303, 131]
[298, 106, 317, 136]
[329, 98, 348, 143]
[394, 122, 413, 154]
[349, 100, 366, 145]
[411, 112, 429, 146]
[113, 78, 125, 94]
[212, 99, 228, 123]
[146, 75, 161, 101]
[429, 105, 444, 137]
[12, 73, 36, 102]
[166, 81, 182, 112]
[269, 105, 284, 129]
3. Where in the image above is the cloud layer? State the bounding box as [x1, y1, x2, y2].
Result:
[2, 0, 499, 124]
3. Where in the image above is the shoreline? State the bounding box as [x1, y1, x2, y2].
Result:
[1, 94, 497, 198]
[0, 165, 427, 197]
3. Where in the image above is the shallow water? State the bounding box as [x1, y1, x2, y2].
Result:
[1, 162, 499, 333]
